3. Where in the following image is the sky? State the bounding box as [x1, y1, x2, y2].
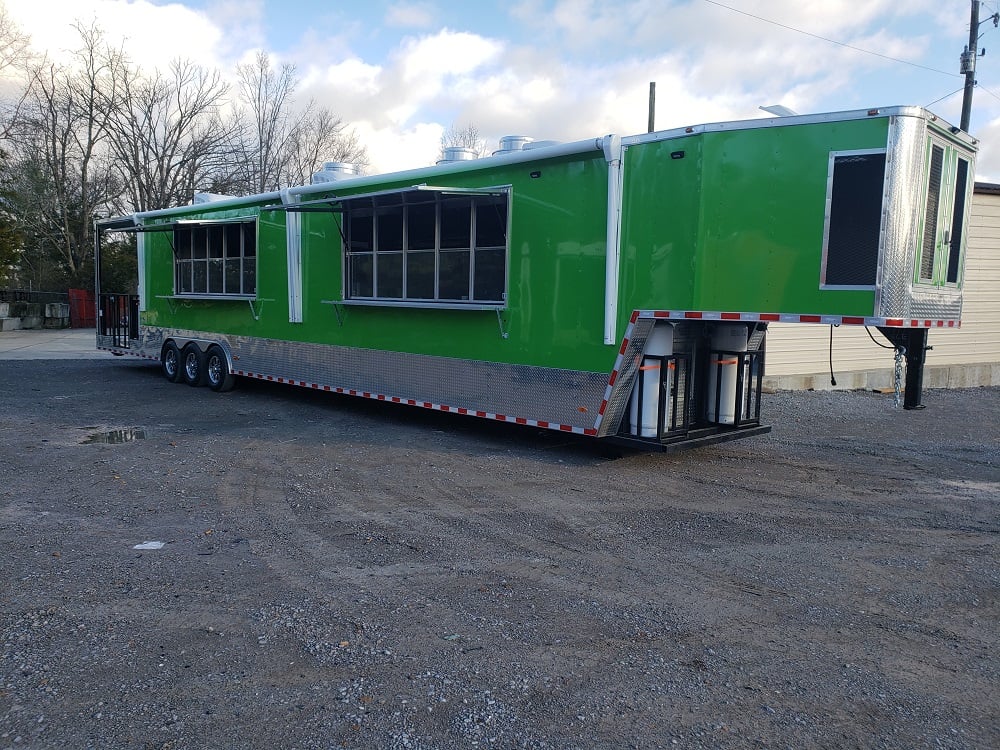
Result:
[6, 0, 1000, 179]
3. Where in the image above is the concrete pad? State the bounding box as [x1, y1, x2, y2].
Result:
[0, 328, 110, 360]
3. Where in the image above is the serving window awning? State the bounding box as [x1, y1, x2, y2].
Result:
[99, 217, 257, 233]
[264, 184, 510, 214]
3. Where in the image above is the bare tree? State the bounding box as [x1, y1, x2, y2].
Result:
[0, 2, 31, 139]
[100, 58, 233, 212]
[229, 52, 369, 193]
[439, 122, 488, 161]
[5, 24, 121, 287]
[231, 51, 297, 194]
[281, 106, 368, 186]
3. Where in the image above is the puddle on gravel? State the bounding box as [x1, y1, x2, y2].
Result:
[83, 428, 147, 445]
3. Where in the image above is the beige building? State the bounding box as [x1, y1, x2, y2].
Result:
[764, 183, 1000, 391]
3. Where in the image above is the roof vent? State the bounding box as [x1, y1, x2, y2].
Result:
[493, 135, 534, 155]
[311, 161, 360, 185]
[436, 146, 478, 164]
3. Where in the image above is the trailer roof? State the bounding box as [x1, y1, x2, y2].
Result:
[101, 105, 970, 226]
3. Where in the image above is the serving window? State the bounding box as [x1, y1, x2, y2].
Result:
[342, 189, 509, 306]
[173, 220, 257, 297]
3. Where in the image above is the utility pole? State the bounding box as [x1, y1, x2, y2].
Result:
[647, 82, 656, 133]
[960, 0, 980, 132]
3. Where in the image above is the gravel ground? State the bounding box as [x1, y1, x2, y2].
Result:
[1, 358, 998, 749]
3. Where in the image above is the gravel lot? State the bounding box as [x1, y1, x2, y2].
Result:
[1, 358, 998, 749]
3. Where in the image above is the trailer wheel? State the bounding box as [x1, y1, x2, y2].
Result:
[161, 341, 182, 383]
[181, 344, 205, 387]
[205, 345, 236, 392]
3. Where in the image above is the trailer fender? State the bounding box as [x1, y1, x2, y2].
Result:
[164, 337, 236, 375]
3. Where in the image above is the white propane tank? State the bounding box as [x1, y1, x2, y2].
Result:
[629, 323, 674, 437]
[707, 324, 748, 424]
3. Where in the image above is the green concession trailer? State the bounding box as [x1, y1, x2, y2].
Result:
[95, 106, 976, 450]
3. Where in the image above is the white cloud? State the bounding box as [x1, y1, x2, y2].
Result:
[386, 2, 436, 29]
[353, 120, 444, 173]
[5, 0, 224, 70]
[396, 29, 503, 82]
[202, 0, 265, 62]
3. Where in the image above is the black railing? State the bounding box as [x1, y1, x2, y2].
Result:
[98, 294, 139, 348]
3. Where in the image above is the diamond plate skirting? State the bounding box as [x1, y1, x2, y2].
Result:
[115, 327, 611, 432]
[878, 114, 964, 321]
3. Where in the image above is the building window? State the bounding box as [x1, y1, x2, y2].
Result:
[344, 191, 508, 305]
[174, 221, 257, 296]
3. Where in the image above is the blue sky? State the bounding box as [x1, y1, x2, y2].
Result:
[8, 1, 1000, 178]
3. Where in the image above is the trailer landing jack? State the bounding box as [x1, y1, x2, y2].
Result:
[877, 327, 931, 410]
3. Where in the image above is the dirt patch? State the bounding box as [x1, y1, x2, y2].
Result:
[1, 359, 998, 749]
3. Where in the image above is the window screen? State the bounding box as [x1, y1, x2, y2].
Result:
[824, 151, 886, 287]
[344, 191, 508, 304]
[173, 221, 256, 296]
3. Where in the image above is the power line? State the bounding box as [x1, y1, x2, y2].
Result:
[926, 86, 966, 107]
[975, 82, 1000, 102]
[701, 0, 960, 78]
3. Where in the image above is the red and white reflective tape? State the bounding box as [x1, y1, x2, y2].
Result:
[232, 369, 598, 437]
[593, 311, 641, 432]
[635, 310, 961, 328]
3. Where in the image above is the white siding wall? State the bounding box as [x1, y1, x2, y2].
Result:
[764, 187, 1000, 389]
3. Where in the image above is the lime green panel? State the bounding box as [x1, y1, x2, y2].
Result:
[619, 135, 703, 317]
[141, 153, 615, 373]
[620, 118, 889, 318]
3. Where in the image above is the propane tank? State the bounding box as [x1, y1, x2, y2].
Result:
[707, 324, 748, 424]
[629, 323, 674, 437]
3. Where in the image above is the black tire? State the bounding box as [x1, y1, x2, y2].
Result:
[205, 345, 236, 392]
[161, 341, 182, 383]
[181, 344, 205, 387]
